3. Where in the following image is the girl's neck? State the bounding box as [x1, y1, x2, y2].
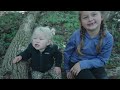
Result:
[86, 26, 100, 38]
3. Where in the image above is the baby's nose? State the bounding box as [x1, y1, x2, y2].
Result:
[36, 41, 40, 43]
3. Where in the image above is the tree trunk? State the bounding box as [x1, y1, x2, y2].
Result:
[0, 11, 40, 79]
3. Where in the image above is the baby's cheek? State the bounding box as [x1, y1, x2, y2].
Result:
[32, 42, 35, 47]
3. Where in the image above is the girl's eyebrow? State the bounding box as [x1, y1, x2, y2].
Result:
[82, 14, 87, 16]
[81, 14, 88, 17]
[91, 11, 97, 14]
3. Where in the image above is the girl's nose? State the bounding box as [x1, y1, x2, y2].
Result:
[88, 16, 93, 21]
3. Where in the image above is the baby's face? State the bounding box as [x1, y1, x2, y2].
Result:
[32, 33, 50, 50]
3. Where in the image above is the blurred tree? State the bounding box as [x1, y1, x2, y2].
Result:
[0, 11, 39, 79]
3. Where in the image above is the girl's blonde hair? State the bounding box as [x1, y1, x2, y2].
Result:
[31, 26, 55, 45]
[77, 11, 109, 55]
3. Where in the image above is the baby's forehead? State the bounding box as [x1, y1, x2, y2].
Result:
[33, 33, 46, 37]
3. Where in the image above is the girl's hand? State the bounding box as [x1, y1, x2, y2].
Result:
[70, 61, 81, 76]
[67, 71, 75, 79]
[13, 56, 22, 64]
[54, 67, 61, 75]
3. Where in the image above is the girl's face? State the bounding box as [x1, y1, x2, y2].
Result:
[32, 32, 50, 51]
[80, 11, 103, 31]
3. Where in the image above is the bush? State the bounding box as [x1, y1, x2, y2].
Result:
[0, 12, 25, 52]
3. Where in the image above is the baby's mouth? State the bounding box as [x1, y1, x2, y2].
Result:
[35, 44, 40, 47]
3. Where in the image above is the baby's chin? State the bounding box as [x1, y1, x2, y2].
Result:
[33, 45, 40, 50]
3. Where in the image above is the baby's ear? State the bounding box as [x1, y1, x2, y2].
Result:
[47, 40, 52, 45]
[51, 28, 56, 35]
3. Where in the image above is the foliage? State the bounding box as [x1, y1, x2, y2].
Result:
[106, 54, 120, 69]
[36, 11, 80, 49]
[107, 11, 120, 53]
[0, 12, 25, 56]
[0, 11, 120, 71]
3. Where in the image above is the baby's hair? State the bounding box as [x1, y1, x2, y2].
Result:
[77, 11, 107, 55]
[31, 26, 56, 45]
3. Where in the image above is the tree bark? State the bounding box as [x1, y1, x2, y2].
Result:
[0, 11, 40, 79]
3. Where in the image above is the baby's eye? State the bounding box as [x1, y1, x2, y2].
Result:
[39, 38, 44, 40]
[33, 38, 37, 39]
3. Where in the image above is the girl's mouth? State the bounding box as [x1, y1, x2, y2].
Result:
[88, 22, 95, 26]
[87, 21, 96, 27]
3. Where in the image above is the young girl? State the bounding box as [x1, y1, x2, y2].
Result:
[13, 26, 62, 79]
[64, 11, 114, 79]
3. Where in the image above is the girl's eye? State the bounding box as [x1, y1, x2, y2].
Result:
[92, 13, 97, 17]
[83, 16, 88, 19]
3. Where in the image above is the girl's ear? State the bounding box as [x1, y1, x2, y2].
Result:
[101, 11, 110, 22]
[101, 13, 104, 21]
[101, 16, 104, 21]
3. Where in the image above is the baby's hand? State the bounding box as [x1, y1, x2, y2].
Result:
[54, 67, 61, 75]
[13, 56, 22, 64]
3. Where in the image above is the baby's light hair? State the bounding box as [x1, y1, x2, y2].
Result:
[31, 26, 56, 45]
